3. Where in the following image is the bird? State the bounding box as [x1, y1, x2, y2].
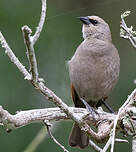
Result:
[68, 16, 120, 149]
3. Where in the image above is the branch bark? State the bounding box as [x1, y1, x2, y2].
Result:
[120, 11, 136, 49]
[22, 26, 39, 82]
[0, 106, 112, 129]
[32, 0, 47, 45]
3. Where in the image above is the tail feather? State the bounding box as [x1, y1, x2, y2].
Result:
[69, 123, 89, 149]
[69, 84, 89, 148]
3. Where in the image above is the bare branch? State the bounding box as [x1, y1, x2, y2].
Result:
[24, 122, 58, 152]
[120, 11, 136, 85]
[0, 32, 31, 80]
[115, 138, 128, 143]
[44, 121, 69, 152]
[89, 140, 102, 152]
[0, 105, 117, 144]
[111, 88, 136, 152]
[102, 136, 128, 152]
[22, 25, 39, 82]
[102, 136, 112, 152]
[0, 106, 85, 129]
[21, 0, 47, 82]
[0, 106, 111, 129]
[0, 102, 133, 145]
[120, 11, 136, 48]
[32, 0, 47, 45]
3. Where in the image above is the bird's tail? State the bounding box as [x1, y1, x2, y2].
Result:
[69, 123, 89, 149]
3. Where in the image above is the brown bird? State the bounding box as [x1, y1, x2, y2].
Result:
[68, 16, 120, 149]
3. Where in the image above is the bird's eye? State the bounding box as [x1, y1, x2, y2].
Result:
[89, 19, 98, 25]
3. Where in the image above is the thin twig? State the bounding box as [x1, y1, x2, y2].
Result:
[44, 121, 69, 152]
[0, 32, 31, 80]
[115, 138, 128, 143]
[102, 136, 128, 152]
[22, 26, 39, 82]
[110, 89, 136, 152]
[102, 136, 112, 152]
[121, 12, 136, 84]
[21, 0, 47, 82]
[32, 0, 47, 45]
[120, 11, 136, 48]
[120, 21, 136, 48]
[89, 140, 102, 152]
[24, 122, 58, 152]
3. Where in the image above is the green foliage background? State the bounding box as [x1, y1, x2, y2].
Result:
[0, 0, 136, 151]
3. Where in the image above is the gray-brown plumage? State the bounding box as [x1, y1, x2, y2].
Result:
[68, 16, 120, 149]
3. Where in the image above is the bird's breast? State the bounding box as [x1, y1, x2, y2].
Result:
[68, 48, 120, 102]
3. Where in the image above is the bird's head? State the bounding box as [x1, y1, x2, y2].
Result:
[79, 16, 112, 41]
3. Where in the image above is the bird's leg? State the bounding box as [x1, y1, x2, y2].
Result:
[80, 98, 98, 120]
[102, 101, 114, 113]
[97, 99, 114, 113]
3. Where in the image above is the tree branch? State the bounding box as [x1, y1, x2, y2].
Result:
[44, 121, 69, 152]
[22, 25, 39, 82]
[0, 106, 111, 130]
[0, 32, 31, 80]
[110, 88, 136, 152]
[89, 140, 103, 152]
[22, 0, 47, 82]
[120, 11, 136, 48]
[32, 0, 47, 45]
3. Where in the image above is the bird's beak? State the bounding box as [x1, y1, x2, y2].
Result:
[79, 17, 90, 25]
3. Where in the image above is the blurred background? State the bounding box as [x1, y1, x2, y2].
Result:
[0, 0, 136, 151]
